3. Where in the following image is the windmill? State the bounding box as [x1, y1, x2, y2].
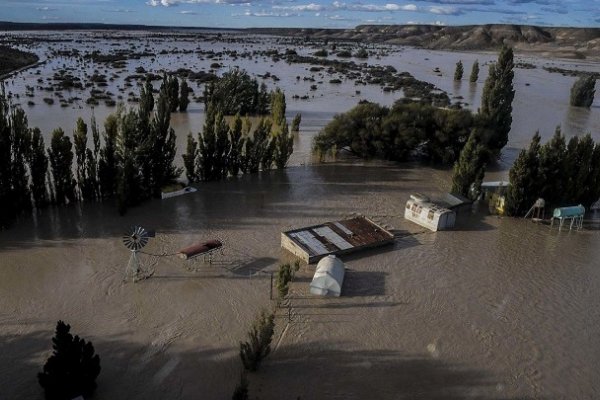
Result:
[122, 226, 151, 281]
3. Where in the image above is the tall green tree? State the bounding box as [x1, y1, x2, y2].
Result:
[98, 114, 119, 199]
[274, 120, 293, 169]
[139, 80, 155, 118]
[28, 127, 49, 208]
[183, 133, 199, 183]
[73, 118, 97, 201]
[8, 107, 32, 215]
[48, 128, 76, 205]
[538, 127, 566, 207]
[505, 132, 542, 216]
[228, 115, 245, 177]
[570, 75, 596, 108]
[116, 110, 142, 215]
[454, 60, 464, 81]
[179, 79, 190, 112]
[167, 75, 179, 113]
[198, 105, 217, 181]
[239, 310, 275, 372]
[469, 60, 479, 83]
[450, 130, 487, 199]
[147, 81, 180, 196]
[480, 46, 515, 158]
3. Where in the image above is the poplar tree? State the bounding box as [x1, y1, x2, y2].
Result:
[470, 60, 479, 83]
[228, 114, 245, 177]
[214, 112, 231, 180]
[454, 60, 464, 81]
[538, 127, 566, 206]
[505, 132, 541, 216]
[183, 133, 199, 183]
[450, 130, 487, 199]
[274, 120, 293, 169]
[73, 118, 96, 201]
[139, 79, 154, 117]
[98, 114, 119, 199]
[9, 107, 32, 214]
[116, 110, 141, 215]
[28, 127, 49, 208]
[480, 46, 515, 158]
[179, 79, 190, 112]
[198, 105, 217, 181]
[168, 75, 179, 113]
[48, 128, 76, 205]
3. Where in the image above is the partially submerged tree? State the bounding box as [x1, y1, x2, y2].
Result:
[179, 79, 190, 112]
[450, 130, 488, 199]
[38, 320, 101, 400]
[48, 128, 76, 205]
[570, 75, 596, 108]
[231, 374, 249, 400]
[470, 60, 479, 83]
[480, 45, 515, 158]
[454, 60, 464, 81]
[239, 310, 275, 371]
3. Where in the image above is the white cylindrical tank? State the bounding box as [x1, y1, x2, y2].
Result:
[310, 255, 346, 297]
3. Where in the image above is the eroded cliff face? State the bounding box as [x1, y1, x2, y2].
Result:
[250, 24, 600, 59]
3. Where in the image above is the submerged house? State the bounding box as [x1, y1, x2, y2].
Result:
[310, 255, 345, 297]
[404, 194, 456, 232]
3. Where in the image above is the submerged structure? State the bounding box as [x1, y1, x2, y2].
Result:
[281, 217, 394, 263]
[404, 194, 456, 232]
[480, 181, 510, 215]
[551, 205, 585, 231]
[310, 255, 345, 297]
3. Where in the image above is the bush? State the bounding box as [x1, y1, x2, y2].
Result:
[314, 49, 328, 57]
[38, 321, 101, 400]
[570, 75, 596, 108]
[239, 310, 275, 371]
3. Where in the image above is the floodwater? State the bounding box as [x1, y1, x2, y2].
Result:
[2, 30, 600, 168]
[1, 31, 600, 399]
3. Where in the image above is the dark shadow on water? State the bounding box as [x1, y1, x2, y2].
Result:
[342, 270, 387, 297]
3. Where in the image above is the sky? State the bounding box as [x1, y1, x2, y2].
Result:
[1, 0, 600, 29]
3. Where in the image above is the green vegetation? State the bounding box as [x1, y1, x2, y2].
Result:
[354, 48, 369, 59]
[470, 60, 479, 83]
[505, 129, 600, 216]
[479, 45, 515, 158]
[570, 75, 596, 108]
[38, 321, 101, 400]
[313, 100, 474, 164]
[239, 309, 275, 372]
[314, 48, 328, 57]
[179, 79, 190, 112]
[204, 68, 270, 116]
[450, 130, 488, 199]
[454, 60, 464, 81]
[0, 45, 38, 76]
[184, 87, 295, 184]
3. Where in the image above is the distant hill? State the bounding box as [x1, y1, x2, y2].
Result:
[1, 22, 598, 59]
[250, 24, 600, 59]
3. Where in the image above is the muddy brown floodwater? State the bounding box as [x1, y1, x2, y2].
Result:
[0, 30, 600, 399]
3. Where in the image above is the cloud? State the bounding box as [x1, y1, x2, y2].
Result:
[332, 2, 419, 12]
[36, 6, 58, 11]
[233, 9, 296, 16]
[428, 5, 462, 14]
[466, 6, 526, 14]
[179, 10, 198, 14]
[273, 3, 326, 11]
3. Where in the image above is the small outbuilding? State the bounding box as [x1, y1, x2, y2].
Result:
[310, 255, 345, 297]
[404, 195, 456, 232]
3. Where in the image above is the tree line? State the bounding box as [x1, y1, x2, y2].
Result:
[183, 85, 298, 183]
[0, 75, 180, 229]
[504, 128, 600, 216]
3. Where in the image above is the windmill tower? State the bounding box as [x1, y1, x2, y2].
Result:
[122, 226, 151, 282]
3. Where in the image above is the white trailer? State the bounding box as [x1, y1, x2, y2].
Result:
[404, 195, 456, 232]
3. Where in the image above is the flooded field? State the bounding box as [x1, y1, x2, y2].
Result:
[1, 30, 600, 399]
[2, 30, 600, 169]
